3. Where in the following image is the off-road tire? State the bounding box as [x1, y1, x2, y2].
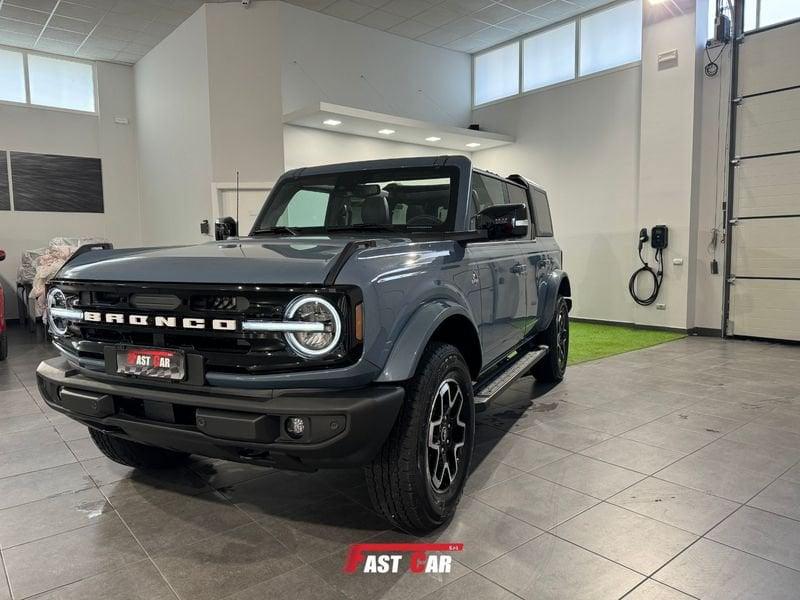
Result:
[89, 428, 188, 468]
[532, 295, 569, 382]
[365, 342, 475, 534]
[0, 332, 7, 361]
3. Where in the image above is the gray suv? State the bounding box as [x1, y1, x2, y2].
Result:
[37, 155, 571, 533]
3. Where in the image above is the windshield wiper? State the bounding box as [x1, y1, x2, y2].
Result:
[251, 226, 299, 236]
[325, 224, 397, 233]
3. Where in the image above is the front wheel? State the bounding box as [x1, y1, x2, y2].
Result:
[532, 295, 569, 382]
[365, 342, 475, 534]
[89, 428, 188, 469]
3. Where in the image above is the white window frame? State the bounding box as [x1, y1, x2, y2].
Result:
[0, 44, 98, 116]
[472, 0, 642, 109]
[472, 40, 521, 107]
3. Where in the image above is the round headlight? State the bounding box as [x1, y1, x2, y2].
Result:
[284, 295, 342, 358]
[47, 288, 70, 336]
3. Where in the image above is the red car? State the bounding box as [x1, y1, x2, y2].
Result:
[0, 248, 6, 360]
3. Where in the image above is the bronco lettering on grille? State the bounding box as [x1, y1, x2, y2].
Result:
[83, 312, 237, 331]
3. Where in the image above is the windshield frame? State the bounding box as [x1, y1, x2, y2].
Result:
[249, 165, 462, 236]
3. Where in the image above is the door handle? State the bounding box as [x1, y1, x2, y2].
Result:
[511, 263, 526, 274]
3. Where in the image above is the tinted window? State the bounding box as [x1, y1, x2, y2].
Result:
[471, 172, 507, 214]
[254, 167, 458, 233]
[532, 190, 553, 236]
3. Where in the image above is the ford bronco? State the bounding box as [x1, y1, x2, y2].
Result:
[36, 155, 571, 533]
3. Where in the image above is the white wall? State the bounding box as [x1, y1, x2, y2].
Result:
[279, 2, 472, 128]
[134, 7, 213, 247]
[205, 2, 284, 184]
[472, 66, 643, 324]
[0, 62, 140, 319]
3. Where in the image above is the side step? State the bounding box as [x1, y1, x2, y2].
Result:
[473, 345, 548, 411]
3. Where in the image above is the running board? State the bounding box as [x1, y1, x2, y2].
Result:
[473, 345, 548, 410]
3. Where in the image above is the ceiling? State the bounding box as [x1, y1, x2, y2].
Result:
[0, 0, 615, 65]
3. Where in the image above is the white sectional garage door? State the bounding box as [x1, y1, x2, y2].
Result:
[727, 19, 800, 341]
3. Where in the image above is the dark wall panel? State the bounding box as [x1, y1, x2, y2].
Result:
[10, 152, 104, 213]
[0, 151, 9, 211]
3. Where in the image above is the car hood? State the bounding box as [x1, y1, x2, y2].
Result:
[57, 237, 392, 285]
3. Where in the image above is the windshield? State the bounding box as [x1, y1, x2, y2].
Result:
[251, 167, 459, 234]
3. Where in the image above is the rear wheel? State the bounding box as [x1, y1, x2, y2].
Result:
[89, 428, 188, 469]
[365, 342, 475, 534]
[532, 295, 569, 382]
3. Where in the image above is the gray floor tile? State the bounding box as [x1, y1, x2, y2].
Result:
[473, 432, 570, 472]
[464, 456, 524, 495]
[0, 426, 61, 454]
[226, 564, 347, 600]
[516, 419, 612, 452]
[725, 422, 800, 452]
[0, 413, 51, 436]
[654, 538, 800, 600]
[754, 408, 800, 434]
[31, 560, 174, 600]
[553, 503, 697, 575]
[749, 478, 800, 521]
[0, 462, 94, 510]
[153, 523, 303, 600]
[553, 406, 649, 435]
[474, 473, 598, 530]
[0, 562, 9, 600]
[99, 468, 210, 509]
[258, 493, 390, 563]
[782, 462, 800, 484]
[622, 579, 695, 599]
[654, 411, 743, 435]
[189, 458, 273, 489]
[688, 397, 774, 422]
[309, 530, 470, 600]
[66, 437, 105, 461]
[599, 394, 691, 420]
[419, 572, 519, 600]
[691, 438, 800, 478]
[3, 516, 147, 599]
[0, 440, 76, 479]
[0, 487, 113, 549]
[116, 490, 253, 556]
[80, 456, 136, 486]
[622, 421, 720, 453]
[423, 496, 541, 569]
[656, 453, 775, 503]
[478, 533, 643, 600]
[609, 478, 739, 535]
[0, 395, 42, 418]
[48, 416, 90, 442]
[532, 453, 644, 499]
[580, 438, 685, 475]
[221, 471, 340, 518]
[707, 506, 800, 571]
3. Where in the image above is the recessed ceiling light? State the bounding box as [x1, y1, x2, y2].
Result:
[466, 142, 481, 148]
[378, 128, 396, 135]
[425, 136, 442, 142]
[323, 119, 342, 126]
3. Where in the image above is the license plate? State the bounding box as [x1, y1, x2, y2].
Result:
[117, 347, 185, 381]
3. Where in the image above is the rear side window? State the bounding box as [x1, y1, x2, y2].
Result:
[471, 172, 507, 213]
[532, 189, 553, 236]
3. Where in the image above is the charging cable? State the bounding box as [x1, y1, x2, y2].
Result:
[629, 228, 664, 306]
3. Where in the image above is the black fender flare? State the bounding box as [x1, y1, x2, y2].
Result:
[538, 270, 572, 330]
[375, 299, 480, 382]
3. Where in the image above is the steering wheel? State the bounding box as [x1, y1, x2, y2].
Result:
[406, 214, 440, 227]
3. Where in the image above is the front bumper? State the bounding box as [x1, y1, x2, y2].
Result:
[36, 358, 404, 470]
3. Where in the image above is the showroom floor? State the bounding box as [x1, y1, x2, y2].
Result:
[1, 326, 800, 600]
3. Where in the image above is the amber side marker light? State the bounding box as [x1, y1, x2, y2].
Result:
[355, 303, 364, 342]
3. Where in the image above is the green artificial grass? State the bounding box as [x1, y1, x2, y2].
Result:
[568, 321, 685, 365]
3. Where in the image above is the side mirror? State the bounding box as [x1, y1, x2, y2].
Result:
[215, 217, 238, 241]
[0, 250, 5, 261]
[475, 203, 529, 240]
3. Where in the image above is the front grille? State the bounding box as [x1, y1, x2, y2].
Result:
[54, 281, 363, 377]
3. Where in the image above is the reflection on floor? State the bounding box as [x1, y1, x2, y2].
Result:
[1, 324, 800, 600]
